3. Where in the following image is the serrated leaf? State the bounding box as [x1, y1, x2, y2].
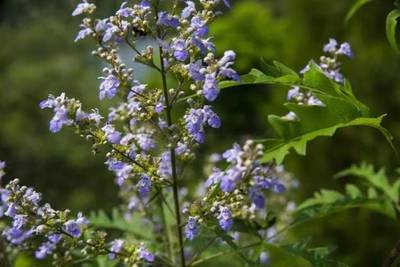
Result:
[386, 9, 400, 53]
[222, 62, 393, 164]
[336, 162, 400, 203]
[212, 227, 256, 265]
[295, 185, 397, 223]
[262, 116, 387, 164]
[281, 239, 349, 267]
[345, 0, 373, 23]
[345, 184, 363, 199]
[89, 208, 154, 240]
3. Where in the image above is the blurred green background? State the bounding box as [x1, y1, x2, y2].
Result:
[1, 0, 400, 266]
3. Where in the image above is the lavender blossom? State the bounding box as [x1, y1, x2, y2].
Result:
[185, 216, 199, 240]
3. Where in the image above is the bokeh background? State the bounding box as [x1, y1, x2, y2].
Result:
[1, 0, 400, 266]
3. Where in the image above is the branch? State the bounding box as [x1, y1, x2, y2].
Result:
[383, 239, 400, 267]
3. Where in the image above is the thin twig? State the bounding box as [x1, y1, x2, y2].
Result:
[383, 239, 400, 267]
[159, 44, 186, 267]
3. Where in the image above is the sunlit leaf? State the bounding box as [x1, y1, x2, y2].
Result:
[222, 62, 393, 164]
[345, 0, 373, 23]
[386, 9, 400, 53]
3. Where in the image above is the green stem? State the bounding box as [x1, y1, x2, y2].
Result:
[159, 46, 186, 267]
[159, 190, 175, 262]
[0, 237, 11, 267]
[189, 241, 261, 267]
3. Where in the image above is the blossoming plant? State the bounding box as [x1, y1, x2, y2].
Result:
[0, 1, 396, 267]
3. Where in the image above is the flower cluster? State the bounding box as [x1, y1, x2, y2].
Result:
[0, 179, 86, 254]
[33, 0, 241, 265]
[308, 38, 353, 83]
[0, 0, 293, 266]
[184, 140, 286, 239]
[0, 178, 154, 265]
[283, 39, 353, 120]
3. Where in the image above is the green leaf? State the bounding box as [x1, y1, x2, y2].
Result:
[281, 239, 349, 267]
[386, 9, 400, 53]
[345, 0, 373, 24]
[89, 208, 154, 240]
[219, 61, 301, 89]
[335, 162, 400, 203]
[263, 116, 387, 164]
[223, 62, 393, 164]
[295, 185, 397, 223]
[211, 226, 256, 266]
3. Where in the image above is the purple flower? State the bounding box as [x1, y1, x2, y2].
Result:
[188, 60, 205, 81]
[109, 239, 124, 260]
[185, 109, 206, 143]
[139, 0, 151, 8]
[48, 234, 62, 244]
[137, 174, 152, 198]
[176, 142, 189, 156]
[158, 12, 179, 28]
[138, 245, 155, 262]
[203, 73, 219, 101]
[323, 38, 338, 53]
[159, 151, 172, 177]
[155, 102, 165, 113]
[76, 212, 89, 226]
[49, 107, 73, 133]
[35, 241, 56, 260]
[172, 39, 189, 61]
[72, 0, 95, 16]
[223, 0, 231, 8]
[218, 50, 239, 81]
[12, 216, 28, 232]
[219, 67, 240, 81]
[205, 168, 223, 187]
[191, 37, 215, 54]
[191, 16, 209, 37]
[74, 25, 93, 42]
[5, 203, 17, 218]
[217, 206, 233, 231]
[95, 19, 108, 32]
[185, 217, 199, 240]
[99, 74, 120, 100]
[23, 188, 41, 206]
[136, 133, 155, 151]
[260, 251, 269, 265]
[184, 106, 220, 143]
[218, 50, 236, 66]
[105, 159, 133, 186]
[325, 69, 344, 83]
[64, 220, 81, 238]
[102, 125, 122, 144]
[102, 23, 119, 42]
[3, 227, 33, 245]
[40, 95, 75, 133]
[249, 187, 265, 209]
[222, 143, 242, 163]
[204, 106, 221, 128]
[337, 42, 353, 58]
[287, 86, 300, 100]
[75, 109, 102, 125]
[220, 167, 243, 192]
[182, 1, 196, 18]
[272, 181, 286, 193]
[116, 2, 133, 17]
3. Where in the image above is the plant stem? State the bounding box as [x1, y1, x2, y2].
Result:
[383, 239, 400, 267]
[158, 190, 175, 262]
[159, 46, 186, 267]
[0, 237, 11, 267]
